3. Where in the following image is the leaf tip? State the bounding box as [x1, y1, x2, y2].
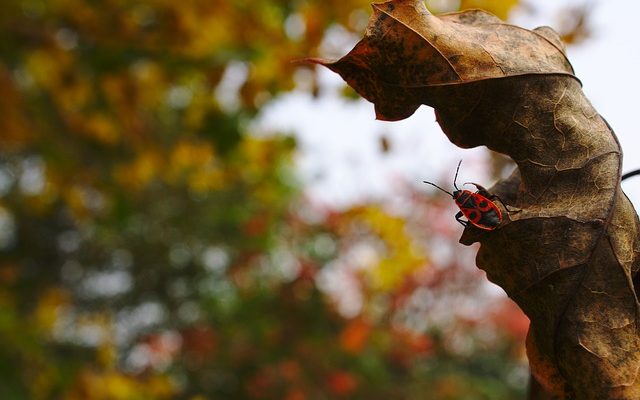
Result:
[292, 57, 333, 67]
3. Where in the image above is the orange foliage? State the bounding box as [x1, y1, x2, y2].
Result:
[326, 370, 359, 396]
[339, 318, 371, 353]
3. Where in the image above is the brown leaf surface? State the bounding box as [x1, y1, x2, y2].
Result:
[309, 0, 640, 398]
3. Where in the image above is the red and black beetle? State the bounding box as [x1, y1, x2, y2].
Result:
[423, 161, 509, 231]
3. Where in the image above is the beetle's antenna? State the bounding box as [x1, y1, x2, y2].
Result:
[423, 181, 453, 197]
[453, 160, 462, 190]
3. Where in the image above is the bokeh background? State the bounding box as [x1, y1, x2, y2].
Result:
[0, 0, 637, 399]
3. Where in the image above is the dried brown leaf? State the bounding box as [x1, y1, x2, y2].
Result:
[309, 1, 640, 398]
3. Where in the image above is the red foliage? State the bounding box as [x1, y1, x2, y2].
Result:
[390, 330, 434, 367]
[180, 326, 217, 367]
[243, 215, 269, 237]
[326, 370, 358, 396]
[491, 299, 530, 341]
[339, 318, 371, 354]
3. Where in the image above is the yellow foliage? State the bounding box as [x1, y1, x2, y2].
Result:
[125, 61, 167, 110]
[82, 112, 120, 145]
[101, 68, 169, 143]
[188, 167, 225, 193]
[169, 140, 215, 174]
[166, 139, 225, 192]
[60, 184, 107, 221]
[342, 206, 427, 292]
[97, 342, 118, 369]
[113, 139, 232, 193]
[459, 0, 519, 20]
[27, 358, 59, 400]
[171, 0, 234, 57]
[26, 48, 123, 146]
[27, 48, 94, 114]
[34, 288, 70, 333]
[66, 369, 176, 400]
[238, 137, 288, 182]
[26, 49, 67, 91]
[113, 149, 164, 189]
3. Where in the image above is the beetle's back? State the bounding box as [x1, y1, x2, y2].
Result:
[456, 190, 502, 230]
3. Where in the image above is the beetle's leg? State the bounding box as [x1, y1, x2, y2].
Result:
[455, 211, 468, 227]
[467, 182, 491, 198]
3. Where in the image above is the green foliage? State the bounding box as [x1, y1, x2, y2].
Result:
[0, 0, 528, 398]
